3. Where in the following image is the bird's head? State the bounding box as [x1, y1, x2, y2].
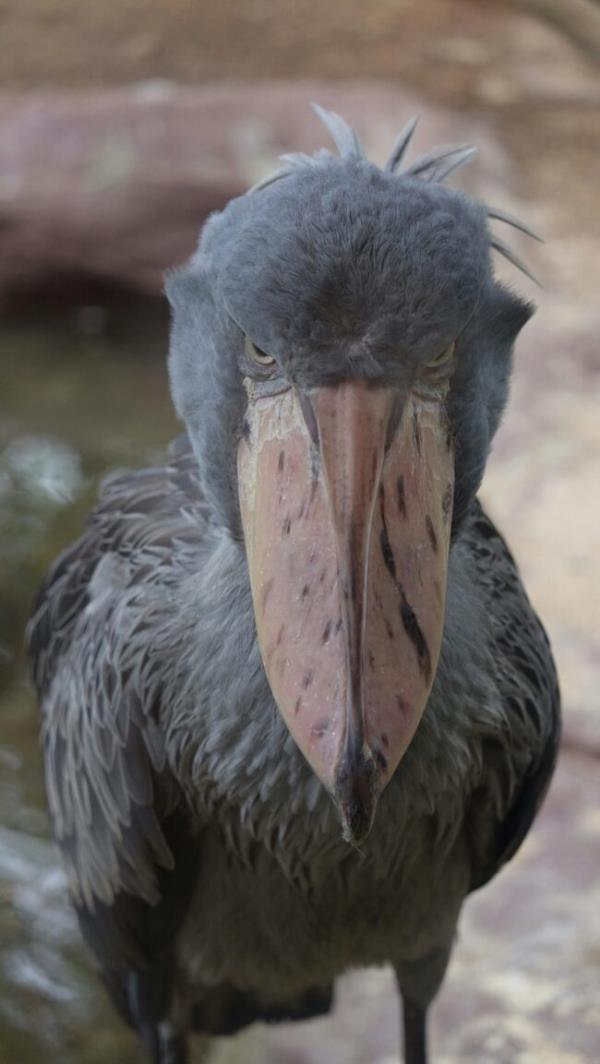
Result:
[167, 107, 535, 843]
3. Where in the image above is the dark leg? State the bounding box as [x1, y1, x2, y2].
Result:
[140, 1021, 189, 1064]
[401, 993, 427, 1064]
[395, 946, 451, 1064]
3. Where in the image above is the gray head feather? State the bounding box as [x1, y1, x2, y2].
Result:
[490, 236, 540, 285]
[249, 148, 332, 194]
[250, 106, 537, 283]
[384, 115, 419, 173]
[405, 144, 478, 183]
[487, 206, 543, 243]
[310, 102, 365, 159]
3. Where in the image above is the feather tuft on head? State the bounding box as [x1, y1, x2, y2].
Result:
[249, 104, 541, 282]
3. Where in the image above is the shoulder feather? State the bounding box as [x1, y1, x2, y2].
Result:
[462, 501, 561, 890]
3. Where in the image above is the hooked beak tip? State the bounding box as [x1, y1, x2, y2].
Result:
[334, 745, 381, 846]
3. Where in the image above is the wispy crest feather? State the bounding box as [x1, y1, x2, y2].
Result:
[311, 103, 365, 159]
[489, 236, 539, 284]
[384, 115, 419, 173]
[250, 104, 541, 282]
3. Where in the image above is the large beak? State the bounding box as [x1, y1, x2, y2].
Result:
[238, 379, 453, 843]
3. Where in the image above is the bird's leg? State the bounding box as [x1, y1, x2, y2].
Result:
[400, 993, 427, 1064]
[395, 946, 450, 1064]
[140, 1021, 189, 1064]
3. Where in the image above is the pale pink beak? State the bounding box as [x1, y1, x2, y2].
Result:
[238, 379, 454, 842]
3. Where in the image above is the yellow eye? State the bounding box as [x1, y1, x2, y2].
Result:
[245, 336, 276, 368]
[427, 341, 455, 369]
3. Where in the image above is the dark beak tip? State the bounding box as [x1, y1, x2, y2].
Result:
[334, 747, 381, 846]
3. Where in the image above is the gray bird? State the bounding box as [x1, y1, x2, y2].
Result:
[28, 107, 560, 1064]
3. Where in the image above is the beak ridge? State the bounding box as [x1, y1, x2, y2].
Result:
[238, 378, 454, 842]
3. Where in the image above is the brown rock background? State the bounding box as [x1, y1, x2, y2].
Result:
[0, 1, 598, 1062]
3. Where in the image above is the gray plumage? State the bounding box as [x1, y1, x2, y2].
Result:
[28, 108, 560, 1064]
[384, 115, 420, 173]
[486, 205, 543, 243]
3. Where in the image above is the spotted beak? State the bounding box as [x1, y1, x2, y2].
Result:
[238, 379, 453, 843]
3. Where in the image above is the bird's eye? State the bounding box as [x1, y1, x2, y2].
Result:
[426, 342, 455, 369]
[245, 336, 276, 368]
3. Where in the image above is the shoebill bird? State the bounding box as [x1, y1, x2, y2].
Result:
[28, 107, 560, 1064]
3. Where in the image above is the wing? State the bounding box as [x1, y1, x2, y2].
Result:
[27, 434, 208, 1047]
[462, 500, 561, 892]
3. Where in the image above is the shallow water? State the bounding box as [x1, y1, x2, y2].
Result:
[0, 300, 178, 1062]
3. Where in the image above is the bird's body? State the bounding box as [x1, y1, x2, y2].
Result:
[28, 110, 560, 1062]
[29, 439, 558, 1053]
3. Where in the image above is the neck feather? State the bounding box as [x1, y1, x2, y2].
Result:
[162, 523, 504, 869]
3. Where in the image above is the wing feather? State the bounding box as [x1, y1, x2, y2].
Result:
[462, 501, 561, 891]
[27, 434, 206, 1032]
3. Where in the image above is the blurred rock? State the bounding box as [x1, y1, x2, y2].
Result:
[0, 81, 507, 304]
